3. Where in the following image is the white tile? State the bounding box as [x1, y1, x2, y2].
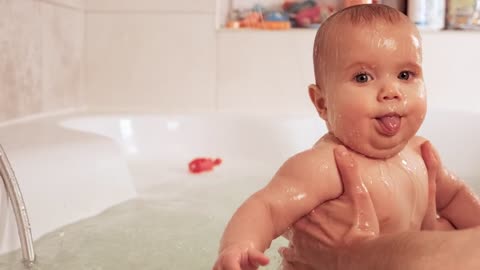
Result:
[0, 0, 42, 122]
[216, 30, 316, 114]
[41, 3, 84, 111]
[41, 0, 84, 9]
[421, 31, 480, 113]
[86, 0, 215, 13]
[86, 13, 216, 112]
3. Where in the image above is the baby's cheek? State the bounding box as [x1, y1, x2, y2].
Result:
[407, 94, 427, 126]
[330, 104, 366, 142]
[406, 83, 426, 109]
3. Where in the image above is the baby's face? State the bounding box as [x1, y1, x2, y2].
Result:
[320, 21, 426, 158]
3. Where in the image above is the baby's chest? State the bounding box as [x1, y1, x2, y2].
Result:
[357, 156, 429, 233]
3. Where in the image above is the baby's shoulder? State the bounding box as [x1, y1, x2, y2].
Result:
[279, 135, 339, 176]
[296, 134, 339, 160]
[406, 135, 428, 155]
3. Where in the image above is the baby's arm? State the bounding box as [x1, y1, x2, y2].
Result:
[421, 140, 480, 229]
[215, 147, 343, 268]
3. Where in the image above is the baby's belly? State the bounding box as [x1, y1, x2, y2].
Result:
[374, 195, 424, 233]
[366, 177, 428, 233]
[359, 166, 428, 233]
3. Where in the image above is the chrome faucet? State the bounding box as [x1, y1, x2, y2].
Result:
[0, 145, 35, 265]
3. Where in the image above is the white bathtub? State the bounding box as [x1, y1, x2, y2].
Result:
[0, 110, 479, 269]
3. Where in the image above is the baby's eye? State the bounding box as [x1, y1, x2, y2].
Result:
[354, 73, 372, 83]
[398, 71, 413, 80]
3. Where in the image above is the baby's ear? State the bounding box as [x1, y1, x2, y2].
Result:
[308, 84, 327, 120]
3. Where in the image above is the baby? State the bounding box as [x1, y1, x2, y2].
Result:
[213, 4, 480, 270]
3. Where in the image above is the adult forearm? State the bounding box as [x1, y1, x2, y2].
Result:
[338, 233, 412, 270]
[439, 184, 480, 229]
[339, 228, 480, 270]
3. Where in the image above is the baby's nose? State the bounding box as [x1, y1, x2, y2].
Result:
[378, 87, 402, 101]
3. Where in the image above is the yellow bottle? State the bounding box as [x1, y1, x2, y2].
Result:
[448, 0, 479, 29]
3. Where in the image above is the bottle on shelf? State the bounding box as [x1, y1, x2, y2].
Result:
[407, 0, 446, 30]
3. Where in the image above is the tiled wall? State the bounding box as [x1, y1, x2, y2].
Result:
[85, 0, 217, 113]
[217, 30, 316, 115]
[85, 0, 480, 115]
[4, 1, 480, 119]
[0, 0, 84, 122]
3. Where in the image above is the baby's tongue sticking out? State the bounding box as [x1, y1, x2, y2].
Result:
[377, 115, 401, 136]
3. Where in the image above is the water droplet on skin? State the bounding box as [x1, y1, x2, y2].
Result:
[292, 193, 306, 201]
[320, 163, 329, 170]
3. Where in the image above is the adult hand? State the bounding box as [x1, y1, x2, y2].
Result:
[279, 141, 456, 270]
[279, 145, 379, 269]
[420, 141, 455, 230]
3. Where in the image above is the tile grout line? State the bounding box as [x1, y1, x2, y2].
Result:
[36, 0, 83, 11]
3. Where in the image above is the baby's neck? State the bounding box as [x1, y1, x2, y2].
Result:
[320, 132, 405, 160]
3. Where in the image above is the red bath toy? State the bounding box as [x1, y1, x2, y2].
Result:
[188, 158, 222, 174]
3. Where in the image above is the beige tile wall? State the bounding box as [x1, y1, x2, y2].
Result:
[4, 0, 478, 120]
[0, 0, 84, 122]
[217, 30, 316, 114]
[86, 0, 214, 12]
[85, 0, 217, 113]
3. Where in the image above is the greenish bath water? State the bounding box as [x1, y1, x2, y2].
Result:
[0, 155, 477, 270]
[0, 163, 288, 270]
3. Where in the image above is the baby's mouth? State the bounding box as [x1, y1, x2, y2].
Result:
[375, 113, 402, 136]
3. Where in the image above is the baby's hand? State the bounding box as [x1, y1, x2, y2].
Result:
[213, 245, 269, 270]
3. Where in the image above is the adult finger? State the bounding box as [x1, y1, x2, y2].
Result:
[420, 141, 455, 230]
[421, 141, 440, 175]
[333, 145, 379, 237]
[278, 247, 300, 264]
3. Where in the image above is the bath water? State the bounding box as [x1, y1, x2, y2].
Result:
[0, 155, 477, 270]
[0, 161, 288, 270]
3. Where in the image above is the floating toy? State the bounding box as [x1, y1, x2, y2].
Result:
[188, 158, 222, 174]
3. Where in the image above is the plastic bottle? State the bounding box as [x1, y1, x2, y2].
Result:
[407, 0, 446, 30]
[447, 0, 479, 29]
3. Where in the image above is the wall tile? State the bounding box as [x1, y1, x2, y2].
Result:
[216, 30, 316, 114]
[0, 0, 43, 122]
[421, 31, 480, 113]
[41, 0, 84, 10]
[86, 13, 216, 112]
[41, 2, 84, 111]
[86, 0, 215, 13]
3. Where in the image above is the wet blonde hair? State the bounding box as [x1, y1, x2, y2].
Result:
[313, 4, 413, 86]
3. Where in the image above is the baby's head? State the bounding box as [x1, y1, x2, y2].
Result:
[309, 4, 426, 159]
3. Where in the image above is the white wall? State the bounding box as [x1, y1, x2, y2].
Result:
[85, 0, 217, 113]
[217, 29, 315, 114]
[421, 31, 480, 113]
[84, 1, 480, 115]
[216, 29, 480, 114]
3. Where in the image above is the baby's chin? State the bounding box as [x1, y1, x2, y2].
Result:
[341, 138, 408, 159]
[355, 145, 405, 159]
